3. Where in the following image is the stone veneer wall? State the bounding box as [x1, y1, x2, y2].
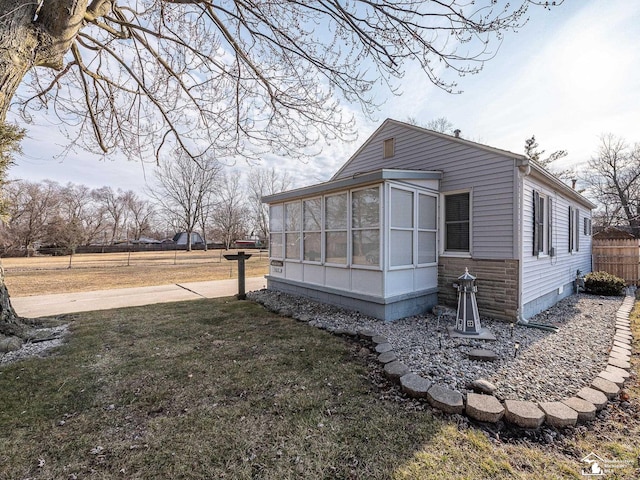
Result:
[438, 257, 519, 321]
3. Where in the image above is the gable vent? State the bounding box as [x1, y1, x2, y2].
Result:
[383, 138, 395, 158]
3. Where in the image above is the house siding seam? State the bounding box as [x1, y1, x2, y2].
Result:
[438, 257, 519, 322]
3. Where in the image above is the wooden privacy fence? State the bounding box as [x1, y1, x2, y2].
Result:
[592, 238, 640, 285]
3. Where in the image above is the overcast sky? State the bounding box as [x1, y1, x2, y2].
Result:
[9, 0, 640, 193]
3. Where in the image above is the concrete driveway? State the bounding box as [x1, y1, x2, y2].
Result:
[11, 276, 267, 318]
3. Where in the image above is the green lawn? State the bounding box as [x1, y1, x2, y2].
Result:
[0, 298, 638, 479]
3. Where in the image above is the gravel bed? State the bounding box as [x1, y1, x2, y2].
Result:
[248, 290, 625, 403]
[0, 325, 69, 365]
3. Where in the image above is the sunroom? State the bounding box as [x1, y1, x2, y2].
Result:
[262, 169, 442, 321]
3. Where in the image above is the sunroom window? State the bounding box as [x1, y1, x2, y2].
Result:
[285, 201, 301, 260]
[325, 193, 348, 264]
[303, 197, 322, 261]
[418, 193, 437, 264]
[352, 187, 380, 266]
[269, 204, 283, 259]
[390, 188, 413, 266]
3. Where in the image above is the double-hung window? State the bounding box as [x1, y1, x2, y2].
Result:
[569, 206, 579, 253]
[325, 193, 348, 264]
[303, 198, 322, 262]
[533, 190, 553, 256]
[351, 187, 380, 266]
[444, 192, 470, 253]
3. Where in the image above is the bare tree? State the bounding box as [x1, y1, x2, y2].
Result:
[148, 151, 221, 251]
[213, 171, 248, 249]
[4, 1, 560, 163]
[247, 167, 292, 244]
[584, 134, 640, 236]
[92, 187, 131, 243]
[0, 0, 564, 338]
[2, 180, 60, 255]
[126, 193, 155, 241]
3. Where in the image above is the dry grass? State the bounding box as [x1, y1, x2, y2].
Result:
[2, 250, 270, 296]
[0, 298, 638, 479]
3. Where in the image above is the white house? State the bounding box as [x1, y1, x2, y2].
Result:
[262, 119, 595, 321]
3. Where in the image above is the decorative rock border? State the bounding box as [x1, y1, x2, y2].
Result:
[294, 294, 636, 429]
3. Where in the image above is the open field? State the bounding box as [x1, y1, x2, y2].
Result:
[0, 298, 638, 479]
[2, 250, 270, 296]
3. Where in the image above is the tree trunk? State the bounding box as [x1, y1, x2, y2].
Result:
[0, 265, 26, 337]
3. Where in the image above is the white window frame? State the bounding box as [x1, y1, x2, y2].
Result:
[324, 192, 348, 266]
[351, 185, 381, 269]
[533, 190, 553, 257]
[284, 200, 302, 261]
[569, 206, 580, 253]
[269, 204, 284, 260]
[441, 190, 472, 257]
[302, 197, 322, 263]
[387, 184, 438, 269]
[417, 191, 438, 266]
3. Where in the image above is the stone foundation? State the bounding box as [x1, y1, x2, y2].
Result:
[438, 257, 519, 321]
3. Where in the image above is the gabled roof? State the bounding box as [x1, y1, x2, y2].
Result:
[331, 118, 595, 210]
[330, 118, 528, 180]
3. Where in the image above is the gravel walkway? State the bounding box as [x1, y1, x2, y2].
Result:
[249, 290, 625, 403]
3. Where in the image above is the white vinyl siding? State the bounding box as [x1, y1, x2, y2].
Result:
[522, 176, 592, 308]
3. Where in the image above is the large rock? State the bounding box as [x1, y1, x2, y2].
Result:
[504, 400, 545, 428]
[576, 387, 608, 410]
[377, 351, 397, 364]
[538, 401, 578, 428]
[371, 335, 389, 345]
[608, 357, 631, 370]
[400, 373, 431, 399]
[0, 336, 23, 353]
[591, 377, 620, 399]
[384, 361, 410, 382]
[465, 393, 504, 423]
[597, 370, 625, 387]
[375, 343, 394, 354]
[606, 364, 631, 379]
[427, 385, 464, 414]
[467, 349, 498, 362]
[468, 378, 498, 395]
[561, 397, 597, 423]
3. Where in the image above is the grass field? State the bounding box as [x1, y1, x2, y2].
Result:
[0, 298, 638, 479]
[2, 250, 270, 296]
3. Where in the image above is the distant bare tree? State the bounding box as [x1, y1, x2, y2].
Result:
[213, 171, 248, 249]
[148, 152, 221, 251]
[524, 135, 574, 183]
[247, 167, 292, 243]
[92, 187, 131, 243]
[584, 134, 640, 236]
[2, 180, 60, 255]
[126, 194, 155, 241]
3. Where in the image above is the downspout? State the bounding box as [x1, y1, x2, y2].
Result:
[515, 159, 529, 325]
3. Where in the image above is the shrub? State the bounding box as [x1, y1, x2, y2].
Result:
[584, 271, 626, 296]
